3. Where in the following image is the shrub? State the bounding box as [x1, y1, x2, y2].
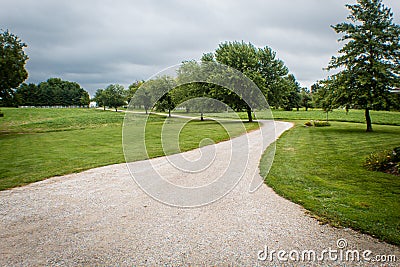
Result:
[365, 147, 400, 175]
[304, 120, 330, 127]
[304, 121, 313, 127]
[313, 120, 330, 127]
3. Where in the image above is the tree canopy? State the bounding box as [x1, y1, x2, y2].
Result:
[326, 0, 400, 131]
[16, 78, 90, 107]
[0, 30, 29, 106]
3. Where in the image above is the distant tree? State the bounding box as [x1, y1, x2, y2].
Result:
[79, 90, 90, 107]
[126, 80, 145, 105]
[16, 78, 89, 107]
[327, 0, 400, 132]
[0, 30, 29, 106]
[281, 74, 302, 111]
[15, 83, 38, 106]
[300, 88, 313, 111]
[174, 60, 212, 118]
[149, 76, 176, 117]
[131, 86, 152, 114]
[103, 84, 126, 111]
[211, 41, 289, 122]
[93, 89, 107, 110]
[314, 80, 335, 121]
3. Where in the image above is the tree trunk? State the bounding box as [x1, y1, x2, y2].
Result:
[103, 106, 106, 111]
[168, 109, 171, 117]
[365, 108, 373, 132]
[200, 112, 204, 121]
[246, 108, 253, 122]
[115, 107, 118, 112]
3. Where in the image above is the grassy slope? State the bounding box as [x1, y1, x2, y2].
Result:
[0, 108, 258, 190]
[260, 121, 400, 245]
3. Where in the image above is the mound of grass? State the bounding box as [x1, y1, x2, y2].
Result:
[260, 122, 400, 245]
[0, 108, 258, 190]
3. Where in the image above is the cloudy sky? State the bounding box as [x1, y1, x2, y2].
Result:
[2, 0, 399, 96]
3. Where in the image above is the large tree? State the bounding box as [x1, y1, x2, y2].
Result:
[103, 84, 126, 112]
[210, 41, 290, 122]
[0, 30, 28, 106]
[327, 0, 400, 132]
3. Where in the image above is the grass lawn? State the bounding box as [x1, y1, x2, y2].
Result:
[181, 108, 400, 126]
[0, 108, 258, 190]
[260, 121, 400, 245]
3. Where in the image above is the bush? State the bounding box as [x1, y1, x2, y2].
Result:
[304, 120, 330, 127]
[304, 121, 313, 127]
[365, 147, 400, 175]
[313, 120, 330, 127]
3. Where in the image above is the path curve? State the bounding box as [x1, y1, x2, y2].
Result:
[0, 121, 398, 266]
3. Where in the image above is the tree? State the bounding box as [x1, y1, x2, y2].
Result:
[327, 0, 400, 132]
[126, 80, 145, 105]
[147, 76, 176, 117]
[0, 30, 29, 106]
[210, 41, 289, 122]
[131, 86, 152, 114]
[16, 78, 89, 107]
[314, 80, 335, 121]
[300, 88, 313, 111]
[93, 89, 107, 110]
[103, 84, 126, 111]
[15, 83, 38, 106]
[174, 60, 213, 119]
[281, 74, 302, 111]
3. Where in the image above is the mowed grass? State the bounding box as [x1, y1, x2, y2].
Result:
[0, 108, 259, 190]
[185, 108, 400, 126]
[271, 109, 400, 126]
[260, 121, 400, 245]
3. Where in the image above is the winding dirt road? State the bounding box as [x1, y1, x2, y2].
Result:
[0, 121, 398, 266]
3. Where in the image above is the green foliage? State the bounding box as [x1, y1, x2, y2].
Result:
[103, 84, 126, 111]
[126, 80, 144, 104]
[16, 78, 90, 107]
[300, 88, 313, 111]
[0, 30, 28, 106]
[326, 0, 400, 131]
[150, 76, 177, 116]
[365, 147, 399, 175]
[213, 41, 295, 114]
[260, 122, 400, 245]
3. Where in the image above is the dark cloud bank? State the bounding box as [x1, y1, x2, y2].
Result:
[1, 0, 399, 96]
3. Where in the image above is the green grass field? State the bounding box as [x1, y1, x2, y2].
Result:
[2, 107, 399, 245]
[181, 108, 400, 126]
[260, 121, 400, 245]
[0, 108, 258, 190]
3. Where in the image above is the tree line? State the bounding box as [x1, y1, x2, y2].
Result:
[15, 78, 90, 107]
[94, 41, 314, 121]
[2, 0, 399, 131]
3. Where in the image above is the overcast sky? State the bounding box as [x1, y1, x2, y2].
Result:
[1, 0, 399, 96]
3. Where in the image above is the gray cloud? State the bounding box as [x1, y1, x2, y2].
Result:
[1, 0, 399, 95]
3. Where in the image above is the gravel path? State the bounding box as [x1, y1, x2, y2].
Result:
[0, 121, 398, 266]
